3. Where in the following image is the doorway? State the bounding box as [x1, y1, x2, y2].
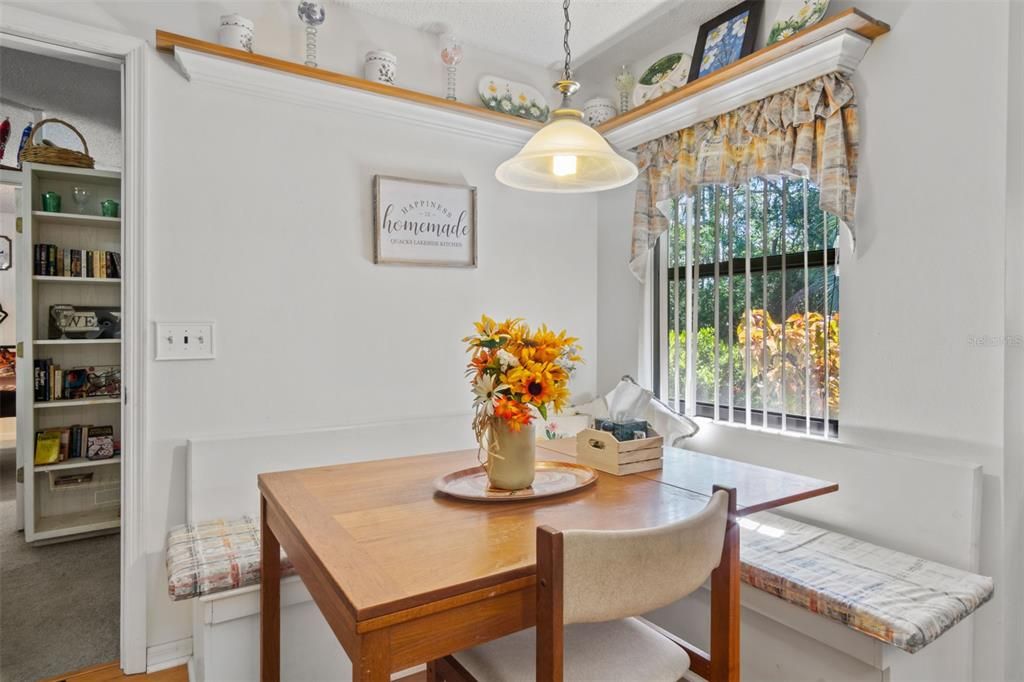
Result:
[0, 43, 124, 680]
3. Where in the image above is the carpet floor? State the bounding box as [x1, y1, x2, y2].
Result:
[0, 450, 120, 682]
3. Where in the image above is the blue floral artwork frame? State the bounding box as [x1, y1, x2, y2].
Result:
[688, 0, 764, 82]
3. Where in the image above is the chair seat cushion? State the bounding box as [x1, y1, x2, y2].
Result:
[166, 515, 295, 601]
[740, 511, 994, 653]
[453, 617, 689, 682]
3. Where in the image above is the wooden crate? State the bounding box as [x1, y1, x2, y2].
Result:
[576, 427, 663, 476]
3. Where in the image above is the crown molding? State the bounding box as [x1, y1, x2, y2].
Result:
[169, 46, 536, 148]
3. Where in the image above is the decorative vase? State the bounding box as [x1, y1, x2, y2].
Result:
[485, 420, 536, 490]
[219, 14, 254, 53]
[297, 1, 326, 67]
[614, 65, 635, 114]
[440, 33, 463, 101]
[583, 97, 616, 127]
[364, 51, 397, 85]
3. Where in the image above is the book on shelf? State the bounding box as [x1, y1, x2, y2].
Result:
[33, 244, 121, 279]
[34, 424, 119, 464]
[86, 425, 115, 460]
[33, 359, 121, 402]
[34, 430, 62, 465]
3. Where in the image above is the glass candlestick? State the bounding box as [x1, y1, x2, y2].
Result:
[297, 1, 326, 68]
[614, 64, 635, 114]
[440, 33, 463, 101]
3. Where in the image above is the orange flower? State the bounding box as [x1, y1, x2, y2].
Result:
[494, 396, 533, 431]
[468, 349, 492, 378]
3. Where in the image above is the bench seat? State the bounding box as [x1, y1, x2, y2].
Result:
[739, 511, 993, 653]
[167, 512, 994, 654]
[167, 516, 295, 601]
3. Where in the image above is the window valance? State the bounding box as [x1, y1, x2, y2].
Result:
[629, 72, 859, 281]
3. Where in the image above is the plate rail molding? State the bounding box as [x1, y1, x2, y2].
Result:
[154, 8, 888, 149]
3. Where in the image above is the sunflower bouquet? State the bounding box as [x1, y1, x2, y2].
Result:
[464, 315, 581, 446]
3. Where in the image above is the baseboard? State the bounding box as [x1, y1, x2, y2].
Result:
[146, 637, 193, 674]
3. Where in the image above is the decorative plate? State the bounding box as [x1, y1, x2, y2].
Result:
[768, 0, 830, 45]
[478, 75, 550, 122]
[434, 461, 598, 502]
[633, 52, 691, 107]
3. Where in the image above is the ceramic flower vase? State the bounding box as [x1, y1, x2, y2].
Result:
[485, 420, 536, 490]
[218, 14, 254, 53]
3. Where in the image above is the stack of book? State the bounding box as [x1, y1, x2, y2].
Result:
[34, 425, 117, 465]
[33, 244, 121, 279]
[33, 360, 121, 402]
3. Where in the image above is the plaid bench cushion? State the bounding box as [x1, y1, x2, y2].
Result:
[739, 511, 994, 653]
[166, 516, 295, 601]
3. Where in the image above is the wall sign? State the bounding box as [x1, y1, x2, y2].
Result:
[373, 175, 477, 267]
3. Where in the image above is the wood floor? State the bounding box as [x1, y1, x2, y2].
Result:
[42, 662, 427, 681]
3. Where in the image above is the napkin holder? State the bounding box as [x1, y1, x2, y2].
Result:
[576, 426, 664, 476]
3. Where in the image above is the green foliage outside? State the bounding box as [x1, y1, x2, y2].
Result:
[665, 179, 841, 421]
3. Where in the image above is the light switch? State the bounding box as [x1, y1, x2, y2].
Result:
[155, 322, 215, 360]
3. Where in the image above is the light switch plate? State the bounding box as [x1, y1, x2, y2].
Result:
[155, 322, 215, 360]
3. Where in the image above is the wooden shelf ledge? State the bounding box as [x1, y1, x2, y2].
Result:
[155, 30, 542, 147]
[599, 8, 889, 149]
[155, 8, 886, 152]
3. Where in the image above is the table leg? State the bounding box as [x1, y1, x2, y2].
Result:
[261, 494, 281, 682]
[710, 486, 739, 682]
[352, 630, 391, 681]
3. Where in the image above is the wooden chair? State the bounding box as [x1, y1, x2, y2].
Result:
[428, 486, 738, 682]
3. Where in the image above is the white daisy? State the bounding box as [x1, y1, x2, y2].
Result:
[731, 15, 749, 36]
[472, 374, 508, 415]
[496, 349, 520, 370]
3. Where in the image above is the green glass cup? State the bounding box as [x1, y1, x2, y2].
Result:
[100, 199, 119, 218]
[41, 191, 61, 213]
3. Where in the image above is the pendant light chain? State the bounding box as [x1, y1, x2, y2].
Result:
[563, 0, 572, 81]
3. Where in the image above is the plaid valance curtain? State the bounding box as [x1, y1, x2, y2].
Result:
[629, 72, 859, 281]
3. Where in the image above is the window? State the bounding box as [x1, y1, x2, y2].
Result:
[654, 177, 840, 437]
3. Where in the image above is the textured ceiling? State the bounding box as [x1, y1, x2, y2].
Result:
[339, 0, 689, 70]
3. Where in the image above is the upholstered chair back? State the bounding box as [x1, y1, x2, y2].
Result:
[559, 489, 729, 624]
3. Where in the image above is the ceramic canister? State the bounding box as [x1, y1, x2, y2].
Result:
[219, 14, 254, 53]
[364, 51, 397, 85]
[583, 97, 617, 127]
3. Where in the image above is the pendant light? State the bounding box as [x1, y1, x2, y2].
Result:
[495, 0, 638, 193]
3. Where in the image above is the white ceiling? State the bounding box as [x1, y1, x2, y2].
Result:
[339, 0, 707, 70]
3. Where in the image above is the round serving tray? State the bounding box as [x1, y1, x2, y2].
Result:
[434, 461, 598, 502]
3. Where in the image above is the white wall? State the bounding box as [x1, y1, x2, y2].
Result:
[1002, 3, 1024, 680]
[590, 2, 1014, 680]
[2, 0, 594, 657]
[141, 55, 597, 646]
[3, 0, 558, 110]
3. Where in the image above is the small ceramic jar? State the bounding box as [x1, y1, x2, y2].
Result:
[364, 51, 397, 85]
[583, 97, 617, 127]
[219, 14, 254, 53]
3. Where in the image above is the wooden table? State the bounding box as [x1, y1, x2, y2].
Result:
[258, 444, 837, 682]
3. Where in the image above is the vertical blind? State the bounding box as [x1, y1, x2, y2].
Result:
[662, 177, 840, 437]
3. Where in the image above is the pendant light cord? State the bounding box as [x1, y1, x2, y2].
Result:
[562, 0, 572, 81]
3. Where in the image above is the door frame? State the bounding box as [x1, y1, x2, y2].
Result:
[0, 9, 149, 674]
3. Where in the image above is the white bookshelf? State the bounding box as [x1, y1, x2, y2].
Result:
[33, 276, 121, 284]
[35, 456, 122, 472]
[15, 162, 123, 543]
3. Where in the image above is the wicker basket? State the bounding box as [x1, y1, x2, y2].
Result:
[19, 118, 95, 169]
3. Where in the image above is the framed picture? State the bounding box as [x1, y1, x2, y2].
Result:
[373, 175, 477, 267]
[688, 0, 763, 83]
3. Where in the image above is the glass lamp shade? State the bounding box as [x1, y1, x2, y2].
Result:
[495, 109, 638, 193]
